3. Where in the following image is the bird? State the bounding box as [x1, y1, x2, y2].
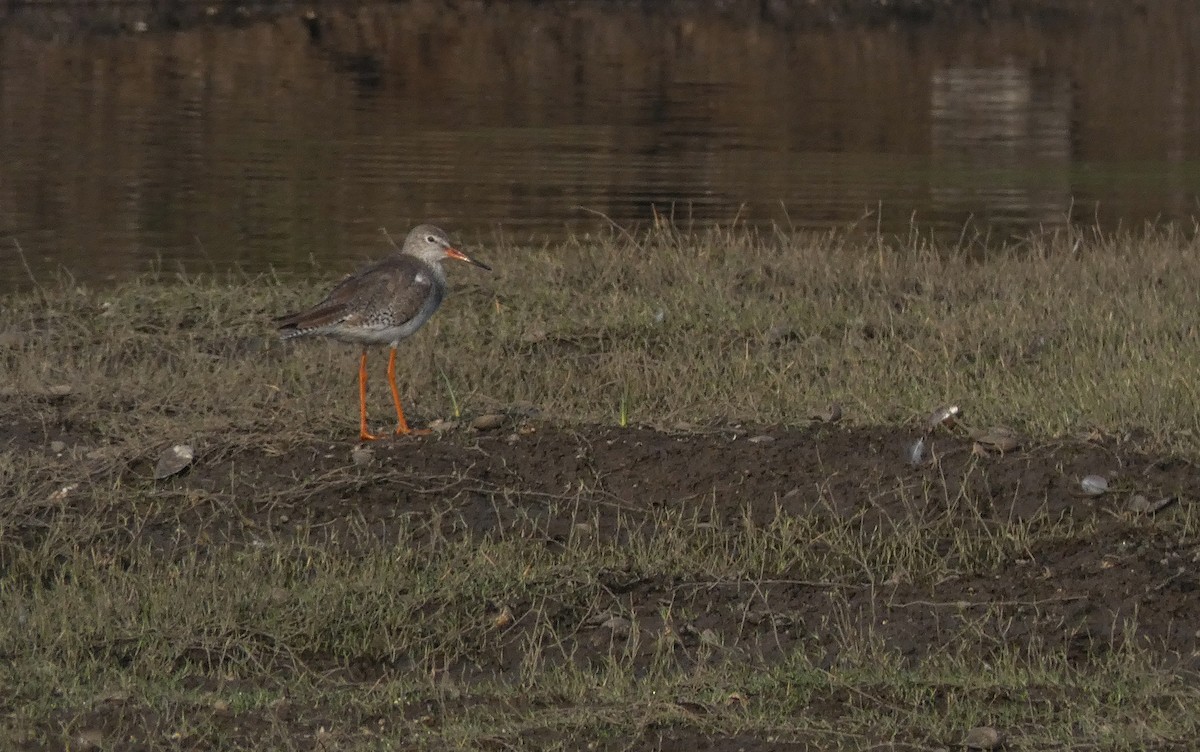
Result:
[275, 224, 490, 441]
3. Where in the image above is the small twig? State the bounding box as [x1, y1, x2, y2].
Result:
[380, 227, 402, 252]
[672, 578, 846, 591]
[11, 238, 44, 292]
[573, 206, 640, 247]
[889, 595, 1089, 609]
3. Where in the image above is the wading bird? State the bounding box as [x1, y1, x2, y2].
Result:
[276, 224, 490, 441]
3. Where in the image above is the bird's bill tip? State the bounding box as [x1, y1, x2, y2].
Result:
[445, 247, 492, 271]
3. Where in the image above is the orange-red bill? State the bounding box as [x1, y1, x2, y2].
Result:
[445, 247, 491, 271]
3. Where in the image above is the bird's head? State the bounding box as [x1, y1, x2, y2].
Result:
[404, 224, 491, 270]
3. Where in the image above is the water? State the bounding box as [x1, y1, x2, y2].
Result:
[1, 0, 1199, 289]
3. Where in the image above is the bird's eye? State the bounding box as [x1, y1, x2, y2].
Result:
[425, 235, 436, 244]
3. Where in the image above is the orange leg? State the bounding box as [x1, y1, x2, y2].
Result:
[387, 347, 429, 436]
[358, 349, 379, 442]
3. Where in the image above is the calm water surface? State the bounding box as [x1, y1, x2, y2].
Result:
[1, 1, 1200, 288]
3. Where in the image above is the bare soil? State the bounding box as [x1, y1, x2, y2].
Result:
[7, 412, 1198, 750]
[153, 421, 1200, 660]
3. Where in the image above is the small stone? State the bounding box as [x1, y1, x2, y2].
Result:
[47, 384, 73, 397]
[809, 403, 843, 423]
[926, 404, 962, 433]
[907, 437, 928, 467]
[599, 615, 632, 637]
[471, 413, 506, 431]
[1128, 495, 1177, 515]
[427, 418, 458, 433]
[153, 444, 194, 480]
[963, 725, 1003, 750]
[351, 446, 375, 466]
[211, 698, 231, 713]
[1080, 475, 1108, 496]
[72, 729, 104, 751]
[747, 434, 775, 444]
[969, 426, 1023, 453]
[492, 606, 514, 628]
[49, 440, 66, 453]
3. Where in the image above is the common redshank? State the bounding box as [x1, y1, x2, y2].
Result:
[276, 224, 490, 441]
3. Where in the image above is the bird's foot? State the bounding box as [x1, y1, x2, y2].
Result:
[396, 425, 432, 437]
[359, 429, 381, 442]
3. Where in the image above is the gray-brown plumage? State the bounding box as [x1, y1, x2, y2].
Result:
[276, 224, 490, 440]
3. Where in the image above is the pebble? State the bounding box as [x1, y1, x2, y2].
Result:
[1080, 474, 1108, 496]
[963, 726, 1003, 750]
[153, 444, 194, 480]
[970, 426, 1023, 453]
[598, 614, 632, 637]
[925, 404, 962, 432]
[492, 606, 514, 628]
[907, 436, 928, 466]
[351, 447, 375, 466]
[428, 418, 459, 433]
[809, 403, 843, 423]
[49, 440, 66, 454]
[1128, 495, 1177, 515]
[471, 413, 506, 431]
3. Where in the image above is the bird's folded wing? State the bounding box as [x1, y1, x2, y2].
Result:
[276, 255, 434, 333]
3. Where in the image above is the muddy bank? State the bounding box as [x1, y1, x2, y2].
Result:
[0, 0, 1158, 38]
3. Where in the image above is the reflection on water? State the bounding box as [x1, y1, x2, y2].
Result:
[931, 66, 1072, 227]
[1, 1, 1200, 287]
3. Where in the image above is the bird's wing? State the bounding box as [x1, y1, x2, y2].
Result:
[276, 255, 435, 333]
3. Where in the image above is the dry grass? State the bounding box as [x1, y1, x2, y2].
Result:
[2, 225, 1200, 750]
[5, 223, 1200, 451]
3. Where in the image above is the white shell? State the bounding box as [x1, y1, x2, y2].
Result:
[154, 444, 194, 480]
[1080, 474, 1108, 496]
[926, 404, 961, 432]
